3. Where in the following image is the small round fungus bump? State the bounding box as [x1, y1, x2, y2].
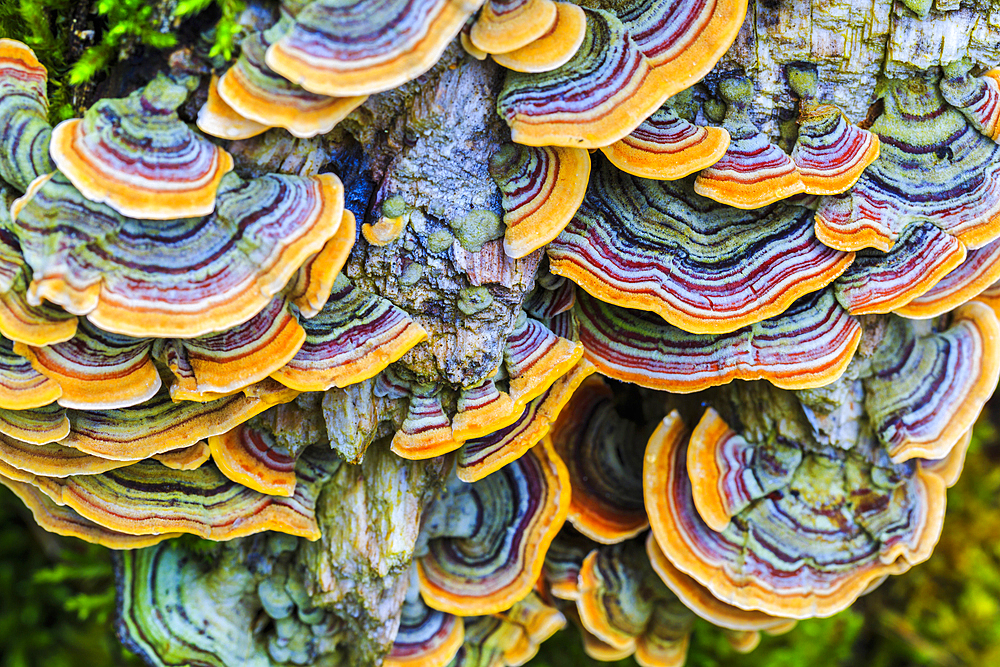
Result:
[450, 209, 505, 252]
[457, 286, 494, 315]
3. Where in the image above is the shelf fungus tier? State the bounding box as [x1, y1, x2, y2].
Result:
[0, 39, 55, 191]
[271, 274, 427, 392]
[600, 95, 731, 181]
[864, 303, 1000, 463]
[496, 0, 746, 147]
[488, 142, 590, 259]
[574, 288, 861, 393]
[11, 171, 344, 338]
[643, 400, 953, 619]
[470, 0, 559, 55]
[0, 336, 61, 410]
[940, 61, 1000, 143]
[547, 159, 853, 334]
[209, 27, 367, 140]
[815, 74, 1000, 253]
[49, 73, 233, 220]
[416, 439, 570, 615]
[576, 538, 695, 667]
[893, 236, 1000, 319]
[386, 591, 465, 667]
[490, 2, 587, 74]
[550, 376, 648, 544]
[264, 0, 485, 97]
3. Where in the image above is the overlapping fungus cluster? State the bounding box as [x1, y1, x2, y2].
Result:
[1, 0, 999, 665]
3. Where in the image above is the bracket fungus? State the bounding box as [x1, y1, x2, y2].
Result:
[264, 0, 485, 97]
[693, 76, 805, 209]
[49, 74, 234, 220]
[548, 159, 853, 334]
[4, 11, 1000, 667]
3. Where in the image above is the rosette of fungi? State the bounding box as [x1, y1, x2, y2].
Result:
[814, 73, 1000, 254]
[576, 537, 695, 666]
[49, 73, 233, 220]
[600, 91, 731, 181]
[456, 357, 595, 482]
[786, 63, 880, 195]
[863, 303, 1000, 463]
[0, 39, 55, 191]
[488, 142, 590, 259]
[386, 584, 466, 667]
[643, 376, 967, 618]
[490, 2, 587, 74]
[496, 0, 748, 147]
[272, 274, 427, 392]
[469, 0, 558, 55]
[549, 376, 648, 543]
[416, 438, 570, 615]
[9, 447, 334, 541]
[693, 75, 805, 209]
[573, 288, 861, 393]
[11, 170, 344, 338]
[939, 60, 1000, 143]
[264, 0, 486, 97]
[200, 23, 367, 140]
[547, 157, 853, 334]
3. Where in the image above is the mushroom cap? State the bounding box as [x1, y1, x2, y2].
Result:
[832, 223, 966, 316]
[12, 172, 344, 338]
[496, 9, 667, 148]
[60, 388, 297, 461]
[285, 209, 357, 318]
[196, 75, 270, 141]
[548, 159, 853, 334]
[491, 3, 586, 73]
[14, 320, 160, 410]
[272, 274, 427, 392]
[504, 312, 583, 406]
[417, 438, 570, 615]
[452, 378, 519, 441]
[391, 387, 464, 460]
[0, 335, 61, 409]
[693, 100, 805, 208]
[386, 594, 465, 667]
[940, 66, 1000, 142]
[30, 451, 334, 540]
[865, 304, 1000, 463]
[489, 143, 590, 259]
[601, 101, 731, 181]
[264, 0, 484, 97]
[576, 538, 693, 667]
[644, 411, 948, 618]
[207, 423, 298, 497]
[159, 297, 305, 402]
[646, 534, 794, 632]
[814, 75, 1000, 253]
[470, 0, 558, 55]
[791, 102, 880, 195]
[574, 288, 861, 393]
[49, 74, 234, 220]
[0, 473, 180, 548]
[0, 40, 55, 191]
[216, 30, 367, 139]
[550, 376, 648, 544]
[457, 357, 595, 482]
[894, 236, 1000, 318]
